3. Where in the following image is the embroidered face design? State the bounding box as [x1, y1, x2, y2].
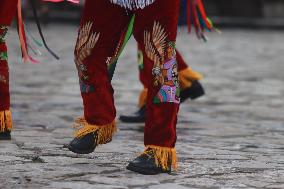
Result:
[166, 43, 176, 60]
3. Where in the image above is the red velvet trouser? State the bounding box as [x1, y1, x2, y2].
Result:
[0, 0, 18, 132]
[76, 0, 180, 148]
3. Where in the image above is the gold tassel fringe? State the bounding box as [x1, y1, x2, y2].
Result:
[0, 110, 13, 132]
[73, 117, 117, 145]
[146, 145, 177, 171]
[179, 68, 203, 89]
[138, 88, 148, 108]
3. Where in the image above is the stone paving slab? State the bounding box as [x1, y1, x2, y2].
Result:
[0, 25, 283, 189]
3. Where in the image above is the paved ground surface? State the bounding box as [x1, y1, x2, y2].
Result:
[0, 25, 283, 189]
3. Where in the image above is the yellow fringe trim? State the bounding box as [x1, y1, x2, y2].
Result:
[138, 88, 148, 108]
[179, 68, 203, 89]
[0, 110, 13, 132]
[73, 117, 117, 145]
[146, 145, 177, 171]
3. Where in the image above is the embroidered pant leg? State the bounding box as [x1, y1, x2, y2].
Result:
[0, 0, 18, 132]
[76, 0, 132, 126]
[133, 0, 180, 148]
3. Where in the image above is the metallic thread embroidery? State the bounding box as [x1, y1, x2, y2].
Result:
[144, 21, 167, 86]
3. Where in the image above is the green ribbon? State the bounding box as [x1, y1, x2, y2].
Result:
[108, 15, 135, 81]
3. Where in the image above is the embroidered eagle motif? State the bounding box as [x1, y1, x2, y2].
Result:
[144, 21, 168, 86]
[75, 22, 100, 81]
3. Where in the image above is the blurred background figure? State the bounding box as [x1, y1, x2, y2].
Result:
[187, 0, 284, 27]
[24, 0, 82, 25]
[21, 0, 284, 28]
[22, 0, 51, 25]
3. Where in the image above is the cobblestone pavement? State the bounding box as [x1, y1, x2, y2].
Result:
[0, 25, 283, 189]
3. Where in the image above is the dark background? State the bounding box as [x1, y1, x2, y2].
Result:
[24, 0, 284, 28]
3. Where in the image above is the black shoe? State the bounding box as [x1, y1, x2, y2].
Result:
[0, 131, 11, 140]
[126, 149, 171, 175]
[67, 131, 98, 154]
[180, 80, 205, 103]
[119, 106, 146, 123]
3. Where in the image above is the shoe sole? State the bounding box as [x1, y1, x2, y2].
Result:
[126, 163, 169, 175]
[119, 115, 145, 123]
[67, 145, 95, 154]
[180, 81, 205, 102]
[0, 137, 11, 140]
[0, 133, 11, 140]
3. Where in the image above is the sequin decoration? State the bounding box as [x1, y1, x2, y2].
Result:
[153, 56, 180, 104]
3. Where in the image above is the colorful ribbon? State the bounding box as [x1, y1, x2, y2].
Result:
[187, 0, 217, 41]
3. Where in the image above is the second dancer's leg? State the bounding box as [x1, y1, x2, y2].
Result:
[67, 0, 132, 154]
[119, 46, 205, 123]
[0, 0, 18, 140]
